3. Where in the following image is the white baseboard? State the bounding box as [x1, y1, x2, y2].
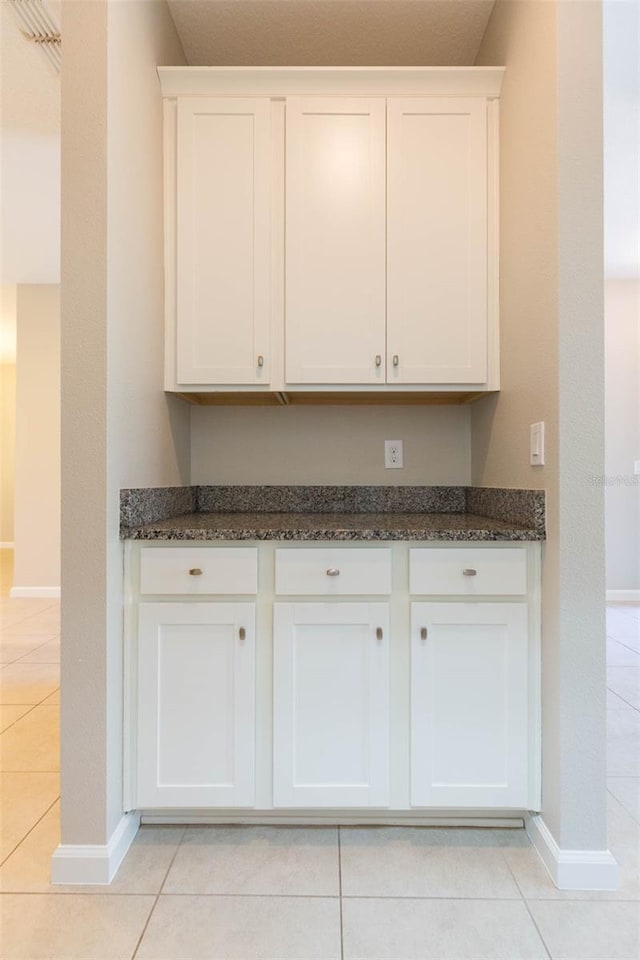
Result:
[607, 589, 640, 603]
[526, 814, 619, 891]
[50, 812, 140, 884]
[0, 541, 14, 549]
[10, 586, 61, 599]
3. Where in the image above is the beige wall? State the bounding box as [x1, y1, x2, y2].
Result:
[12, 285, 60, 592]
[474, 1, 607, 850]
[0, 363, 15, 545]
[0, 285, 17, 545]
[605, 279, 640, 591]
[60, 0, 188, 846]
[191, 405, 471, 485]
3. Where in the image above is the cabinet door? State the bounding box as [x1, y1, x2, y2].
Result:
[411, 602, 528, 807]
[176, 98, 271, 385]
[387, 98, 488, 384]
[285, 98, 386, 384]
[136, 603, 255, 807]
[273, 602, 389, 807]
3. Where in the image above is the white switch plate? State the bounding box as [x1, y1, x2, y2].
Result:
[634, 460, 640, 476]
[385, 440, 403, 469]
[530, 422, 545, 466]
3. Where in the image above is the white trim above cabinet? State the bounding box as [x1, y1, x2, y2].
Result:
[160, 67, 503, 402]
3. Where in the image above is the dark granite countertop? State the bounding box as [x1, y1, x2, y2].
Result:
[121, 510, 544, 542]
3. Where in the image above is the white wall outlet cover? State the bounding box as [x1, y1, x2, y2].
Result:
[634, 460, 640, 476]
[530, 422, 545, 466]
[385, 440, 403, 469]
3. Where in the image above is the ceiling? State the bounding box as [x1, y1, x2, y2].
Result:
[167, 0, 496, 66]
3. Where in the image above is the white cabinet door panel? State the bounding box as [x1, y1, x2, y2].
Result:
[137, 602, 255, 807]
[285, 98, 386, 384]
[387, 98, 488, 384]
[273, 602, 389, 807]
[176, 98, 271, 385]
[411, 602, 528, 807]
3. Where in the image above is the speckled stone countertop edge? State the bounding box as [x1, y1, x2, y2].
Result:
[122, 525, 544, 542]
[119, 486, 546, 541]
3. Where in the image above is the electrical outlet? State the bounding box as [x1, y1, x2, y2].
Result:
[385, 440, 403, 469]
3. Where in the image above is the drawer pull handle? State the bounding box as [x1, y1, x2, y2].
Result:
[392, 354, 399, 367]
[462, 568, 477, 577]
[375, 354, 382, 367]
[257, 355, 264, 367]
[376, 627, 383, 641]
[239, 627, 246, 641]
[420, 627, 428, 640]
[326, 568, 340, 577]
[188, 568, 203, 577]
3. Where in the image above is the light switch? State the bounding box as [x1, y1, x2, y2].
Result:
[530, 422, 545, 466]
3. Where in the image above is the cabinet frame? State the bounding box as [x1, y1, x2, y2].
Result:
[124, 538, 540, 820]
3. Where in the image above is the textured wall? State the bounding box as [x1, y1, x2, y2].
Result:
[605, 279, 640, 591]
[191, 405, 471, 486]
[0, 363, 15, 545]
[474, 0, 607, 851]
[12, 285, 60, 590]
[60, 0, 188, 847]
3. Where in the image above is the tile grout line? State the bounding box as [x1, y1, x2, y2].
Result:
[0, 702, 41, 734]
[0, 795, 60, 868]
[606, 635, 640, 658]
[130, 824, 187, 959]
[501, 846, 553, 959]
[606, 687, 640, 714]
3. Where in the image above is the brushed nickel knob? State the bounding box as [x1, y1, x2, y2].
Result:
[462, 568, 477, 577]
[239, 626, 246, 641]
[392, 354, 399, 367]
[376, 627, 383, 641]
[375, 355, 382, 367]
[257, 355, 264, 367]
[188, 568, 203, 576]
[326, 568, 340, 577]
[420, 627, 428, 640]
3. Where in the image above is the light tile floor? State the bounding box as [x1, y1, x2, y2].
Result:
[0, 587, 638, 959]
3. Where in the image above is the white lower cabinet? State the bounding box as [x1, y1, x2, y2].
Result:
[410, 602, 530, 808]
[126, 541, 540, 816]
[273, 602, 390, 807]
[136, 602, 256, 808]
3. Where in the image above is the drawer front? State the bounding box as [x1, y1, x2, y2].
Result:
[139, 547, 258, 595]
[275, 548, 392, 596]
[410, 547, 527, 596]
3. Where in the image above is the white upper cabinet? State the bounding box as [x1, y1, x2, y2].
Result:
[160, 68, 503, 397]
[387, 98, 488, 384]
[285, 98, 386, 384]
[175, 98, 271, 385]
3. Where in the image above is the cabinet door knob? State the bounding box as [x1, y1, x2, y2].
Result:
[257, 355, 264, 367]
[392, 354, 399, 367]
[239, 626, 246, 641]
[375, 355, 382, 367]
[188, 568, 203, 576]
[376, 627, 383, 641]
[420, 627, 428, 640]
[326, 568, 340, 577]
[462, 568, 477, 577]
